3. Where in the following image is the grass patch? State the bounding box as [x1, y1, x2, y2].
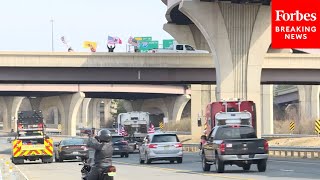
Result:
[163, 118, 191, 132]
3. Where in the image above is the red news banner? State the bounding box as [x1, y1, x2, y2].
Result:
[272, 0, 320, 48]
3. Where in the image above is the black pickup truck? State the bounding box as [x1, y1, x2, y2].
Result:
[201, 125, 268, 173]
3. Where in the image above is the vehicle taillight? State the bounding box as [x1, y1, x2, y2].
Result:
[148, 144, 158, 148]
[264, 140, 269, 152]
[175, 143, 182, 148]
[18, 123, 23, 129]
[107, 166, 116, 172]
[219, 142, 225, 154]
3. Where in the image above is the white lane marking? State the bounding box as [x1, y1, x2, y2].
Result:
[269, 159, 320, 166]
[15, 165, 30, 180]
[280, 169, 294, 172]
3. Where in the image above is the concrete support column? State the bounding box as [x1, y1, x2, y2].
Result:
[81, 98, 91, 128]
[0, 97, 8, 132]
[103, 99, 112, 127]
[122, 100, 133, 112]
[171, 95, 191, 122]
[53, 107, 59, 125]
[60, 92, 85, 136]
[4, 97, 24, 131]
[190, 85, 215, 141]
[298, 85, 320, 121]
[176, 1, 271, 137]
[261, 85, 274, 134]
[88, 99, 101, 128]
[29, 98, 42, 110]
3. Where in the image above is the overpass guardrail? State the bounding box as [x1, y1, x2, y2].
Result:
[182, 144, 320, 159]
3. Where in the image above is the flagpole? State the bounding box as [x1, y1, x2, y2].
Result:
[50, 18, 54, 52]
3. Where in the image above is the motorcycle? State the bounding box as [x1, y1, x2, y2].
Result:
[80, 158, 116, 180]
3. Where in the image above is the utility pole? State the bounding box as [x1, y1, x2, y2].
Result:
[50, 18, 54, 52]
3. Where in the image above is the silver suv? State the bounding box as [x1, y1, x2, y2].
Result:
[139, 133, 183, 164]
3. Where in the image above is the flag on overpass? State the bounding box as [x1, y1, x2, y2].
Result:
[83, 41, 97, 52]
[108, 36, 122, 44]
[128, 36, 138, 46]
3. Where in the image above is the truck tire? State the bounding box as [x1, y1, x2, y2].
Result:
[215, 156, 224, 173]
[201, 155, 211, 172]
[42, 157, 53, 163]
[125, 153, 129, 158]
[12, 157, 24, 165]
[257, 160, 267, 172]
[243, 164, 251, 171]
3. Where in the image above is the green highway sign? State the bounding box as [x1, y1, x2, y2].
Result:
[163, 39, 174, 49]
[138, 41, 159, 52]
[134, 37, 152, 41]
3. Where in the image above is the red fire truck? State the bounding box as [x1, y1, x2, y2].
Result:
[203, 100, 256, 135]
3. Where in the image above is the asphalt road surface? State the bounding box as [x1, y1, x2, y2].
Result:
[1, 137, 320, 180]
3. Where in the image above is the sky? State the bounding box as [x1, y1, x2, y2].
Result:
[0, 0, 173, 52]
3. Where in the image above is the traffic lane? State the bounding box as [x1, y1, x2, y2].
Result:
[114, 152, 320, 180]
[15, 160, 81, 180]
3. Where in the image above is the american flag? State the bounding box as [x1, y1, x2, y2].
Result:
[128, 36, 138, 46]
[108, 36, 122, 44]
[119, 125, 128, 136]
[61, 36, 67, 45]
[148, 123, 155, 134]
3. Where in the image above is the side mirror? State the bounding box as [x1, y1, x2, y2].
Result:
[197, 117, 202, 127]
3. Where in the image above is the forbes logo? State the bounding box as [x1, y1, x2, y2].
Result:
[275, 10, 317, 22]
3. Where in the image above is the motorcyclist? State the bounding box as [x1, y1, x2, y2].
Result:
[86, 129, 113, 180]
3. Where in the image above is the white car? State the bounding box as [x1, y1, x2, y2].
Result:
[139, 133, 183, 164]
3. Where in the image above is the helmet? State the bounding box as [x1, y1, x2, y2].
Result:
[97, 129, 112, 142]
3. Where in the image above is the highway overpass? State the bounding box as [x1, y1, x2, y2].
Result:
[0, 52, 319, 84]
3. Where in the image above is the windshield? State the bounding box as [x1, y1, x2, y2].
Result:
[215, 126, 257, 140]
[151, 134, 179, 143]
[61, 139, 85, 145]
[112, 136, 124, 143]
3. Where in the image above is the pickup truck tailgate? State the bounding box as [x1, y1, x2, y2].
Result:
[223, 139, 265, 155]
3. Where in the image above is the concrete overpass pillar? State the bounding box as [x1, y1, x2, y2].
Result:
[0, 97, 8, 132]
[163, 23, 210, 51]
[3, 97, 24, 132]
[53, 107, 59, 125]
[60, 92, 85, 136]
[178, 1, 271, 137]
[29, 98, 42, 110]
[261, 85, 273, 134]
[191, 85, 215, 140]
[298, 85, 320, 121]
[88, 98, 101, 128]
[171, 95, 191, 122]
[81, 98, 91, 128]
[102, 99, 113, 127]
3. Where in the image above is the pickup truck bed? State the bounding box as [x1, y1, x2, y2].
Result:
[202, 125, 268, 173]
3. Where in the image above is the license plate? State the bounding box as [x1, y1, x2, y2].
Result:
[241, 155, 249, 159]
[114, 148, 119, 150]
[164, 146, 170, 150]
[72, 152, 79, 154]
